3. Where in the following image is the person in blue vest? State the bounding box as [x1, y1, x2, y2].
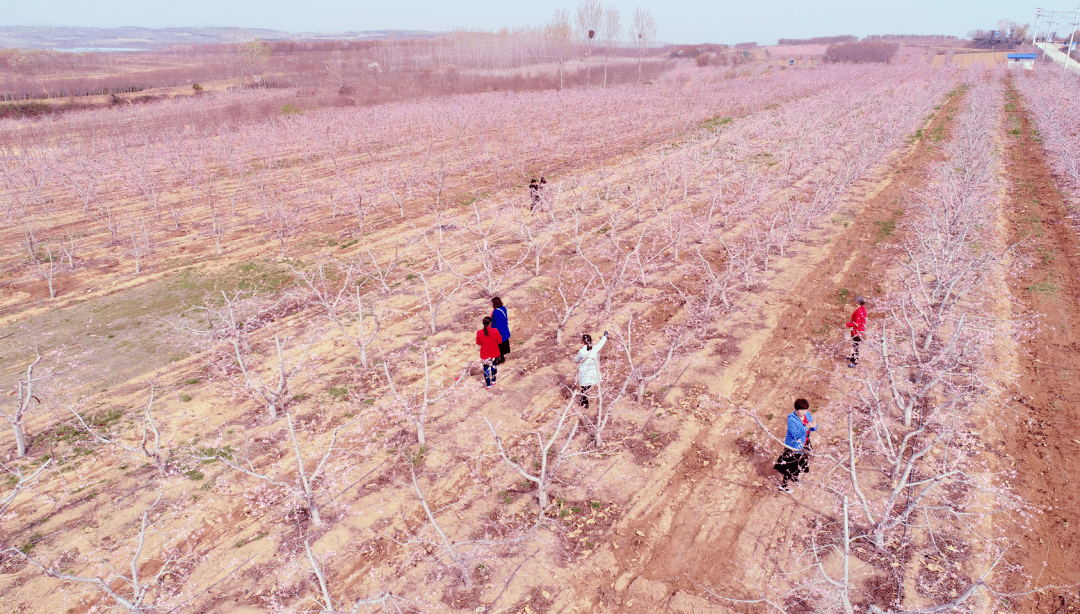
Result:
[491, 297, 511, 365]
[774, 398, 816, 493]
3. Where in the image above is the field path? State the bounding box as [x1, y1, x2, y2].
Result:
[560, 86, 967, 612]
[996, 74, 1080, 613]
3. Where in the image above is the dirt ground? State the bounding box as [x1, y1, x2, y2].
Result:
[2, 64, 1079, 614]
[994, 74, 1080, 613]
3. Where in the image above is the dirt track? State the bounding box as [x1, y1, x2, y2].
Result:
[997, 74, 1080, 613]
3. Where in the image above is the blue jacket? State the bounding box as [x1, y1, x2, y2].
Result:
[491, 306, 510, 341]
[783, 411, 816, 451]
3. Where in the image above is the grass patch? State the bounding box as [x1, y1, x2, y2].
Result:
[701, 116, 733, 131]
[19, 532, 44, 554]
[235, 531, 269, 548]
[873, 210, 903, 243]
[1026, 280, 1059, 296]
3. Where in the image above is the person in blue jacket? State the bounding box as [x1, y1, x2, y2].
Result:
[774, 398, 816, 493]
[491, 297, 511, 365]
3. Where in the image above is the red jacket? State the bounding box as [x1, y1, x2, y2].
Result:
[476, 327, 503, 360]
[846, 305, 867, 336]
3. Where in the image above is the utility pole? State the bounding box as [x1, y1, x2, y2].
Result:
[1033, 8, 1042, 46]
[1064, 5, 1080, 74]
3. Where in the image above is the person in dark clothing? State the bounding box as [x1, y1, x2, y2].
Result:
[774, 398, 816, 492]
[491, 297, 511, 365]
[529, 179, 540, 209]
[529, 177, 548, 210]
[845, 296, 867, 368]
[476, 316, 502, 389]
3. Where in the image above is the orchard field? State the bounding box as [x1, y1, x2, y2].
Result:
[1, 51, 1079, 614]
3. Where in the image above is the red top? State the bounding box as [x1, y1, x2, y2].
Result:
[476, 327, 503, 360]
[846, 305, 867, 336]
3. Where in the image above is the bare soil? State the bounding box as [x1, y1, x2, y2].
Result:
[3, 66, 1078, 614]
[995, 74, 1080, 613]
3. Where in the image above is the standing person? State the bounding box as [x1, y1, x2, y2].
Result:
[774, 398, 816, 493]
[529, 179, 540, 210]
[573, 331, 607, 409]
[491, 297, 511, 366]
[845, 296, 867, 368]
[476, 316, 503, 389]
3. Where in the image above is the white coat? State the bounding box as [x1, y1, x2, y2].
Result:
[573, 335, 607, 387]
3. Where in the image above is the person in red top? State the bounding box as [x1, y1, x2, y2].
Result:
[845, 296, 867, 368]
[476, 316, 503, 389]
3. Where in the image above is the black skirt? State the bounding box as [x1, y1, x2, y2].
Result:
[774, 449, 803, 479]
[498, 339, 511, 357]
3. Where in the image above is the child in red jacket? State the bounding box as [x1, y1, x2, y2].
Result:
[476, 316, 503, 388]
[845, 296, 867, 368]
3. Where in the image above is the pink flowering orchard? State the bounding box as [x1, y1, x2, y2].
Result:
[0, 39, 1076, 614]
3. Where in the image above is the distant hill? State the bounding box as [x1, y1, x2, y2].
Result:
[0, 26, 444, 50]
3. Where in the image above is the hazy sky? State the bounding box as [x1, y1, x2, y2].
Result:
[3, 0, 1047, 45]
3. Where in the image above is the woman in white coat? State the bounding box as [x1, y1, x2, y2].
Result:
[573, 331, 607, 409]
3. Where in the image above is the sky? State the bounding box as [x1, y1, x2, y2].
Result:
[2, 0, 1049, 45]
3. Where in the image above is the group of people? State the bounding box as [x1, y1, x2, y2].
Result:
[475, 297, 512, 388]
[773, 296, 868, 492]
[475, 296, 606, 407]
[474, 291, 871, 495]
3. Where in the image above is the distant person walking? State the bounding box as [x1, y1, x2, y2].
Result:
[774, 398, 816, 493]
[491, 297, 511, 365]
[845, 296, 867, 368]
[573, 331, 607, 409]
[529, 179, 541, 210]
[476, 316, 503, 389]
[529, 177, 548, 211]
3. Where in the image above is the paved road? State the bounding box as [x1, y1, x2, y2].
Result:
[1036, 42, 1080, 75]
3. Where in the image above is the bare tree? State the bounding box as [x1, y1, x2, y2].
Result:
[34, 242, 58, 299]
[362, 241, 401, 295]
[409, 464, 479, 587]
[58, 231, 84, 269]
[15, 494, 190, 613]
[295, 260, 389, 369]
[0, 458, 51, 516]
[546, 9, 575, 89]
[576, 0, 603, 86]
[600, 5, 623, 87]
[544, 269, 597, 344]
[194, 291, 310, 420]
[484, 396, 581, 510]
[516, 216, 556, 278]
[299, 538, 410, 613]
[383, 349, 467, 446]
[0, 351, 43, 458]
[68, 382, 169, 477]
[446, 203, 531, 296]
[411, 269, 464, 335]
[631, 6, 657, 83]
[204, 185, 226, 254]
[612, 314, 696, 403]
[206, 411, 362, 528]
